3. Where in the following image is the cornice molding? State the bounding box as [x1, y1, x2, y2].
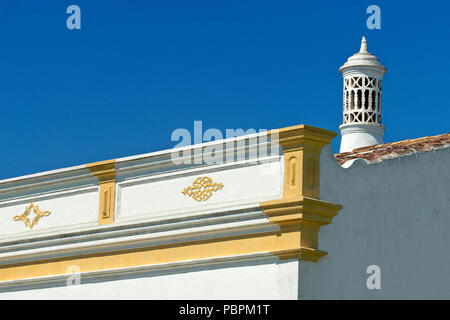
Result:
[0, 204, 270, 266]
[261, 124, 342, 262]
[269, 124, 337, 152]
[262, 197, 342, 226]
[261, 197, 341, 262]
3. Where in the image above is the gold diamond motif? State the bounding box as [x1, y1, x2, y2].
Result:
[182, 176, 224, 202]
[13, 203, 51, 230]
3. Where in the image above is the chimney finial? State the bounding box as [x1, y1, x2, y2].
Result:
[359, 36, 368, 53]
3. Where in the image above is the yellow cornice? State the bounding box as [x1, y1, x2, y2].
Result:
[275, 248, 328, 262]
[262, 197, 342, 226]
[85, 160, 116, 183]
[86, 159, 116, 225]
[269, 124, 337, 152]
[262, 124, 341, 262]
[261, 197, 341, 261]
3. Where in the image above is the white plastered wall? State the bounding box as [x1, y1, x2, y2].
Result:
[0, 258, 299, 300]
[299, 145, 450, 299]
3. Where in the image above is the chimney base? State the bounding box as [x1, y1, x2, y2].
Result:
[339, 123, 385, 153]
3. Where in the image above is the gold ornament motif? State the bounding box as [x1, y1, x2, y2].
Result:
[13, 203, 51, 230]
[182, 176, 224, 202]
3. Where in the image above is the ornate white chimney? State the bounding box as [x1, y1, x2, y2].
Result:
[339, 36, 386, 153]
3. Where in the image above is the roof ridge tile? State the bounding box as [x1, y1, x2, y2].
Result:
[335, 132, 450, 165]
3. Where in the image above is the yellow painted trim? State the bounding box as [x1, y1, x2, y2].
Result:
[182, 176, 224, 202]
[269, 124, 337, 199]
[276, 248, 328, 262]
[1, 228, 307, 282]
[13, 203, 52, 230]
[86, 160, 116, 225]
[262, 197, 341, 258]
[262, 124, 342, 262]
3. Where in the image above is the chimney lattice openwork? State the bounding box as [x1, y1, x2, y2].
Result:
[343, 75, 382, 125]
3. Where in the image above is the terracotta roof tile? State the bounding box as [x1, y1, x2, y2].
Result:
[335, 133, 450, 165]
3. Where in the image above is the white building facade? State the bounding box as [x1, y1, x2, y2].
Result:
[0, 38, 449, 299]
[0, 126, 342, 299]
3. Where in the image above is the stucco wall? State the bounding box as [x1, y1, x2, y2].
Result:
[0, 259, 298, 300]
[300, 145, 450, 299]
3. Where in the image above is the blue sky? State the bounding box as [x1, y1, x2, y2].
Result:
[0, 1, 448, 179]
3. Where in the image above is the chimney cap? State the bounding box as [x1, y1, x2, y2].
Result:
[339, 36, 386, 74]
